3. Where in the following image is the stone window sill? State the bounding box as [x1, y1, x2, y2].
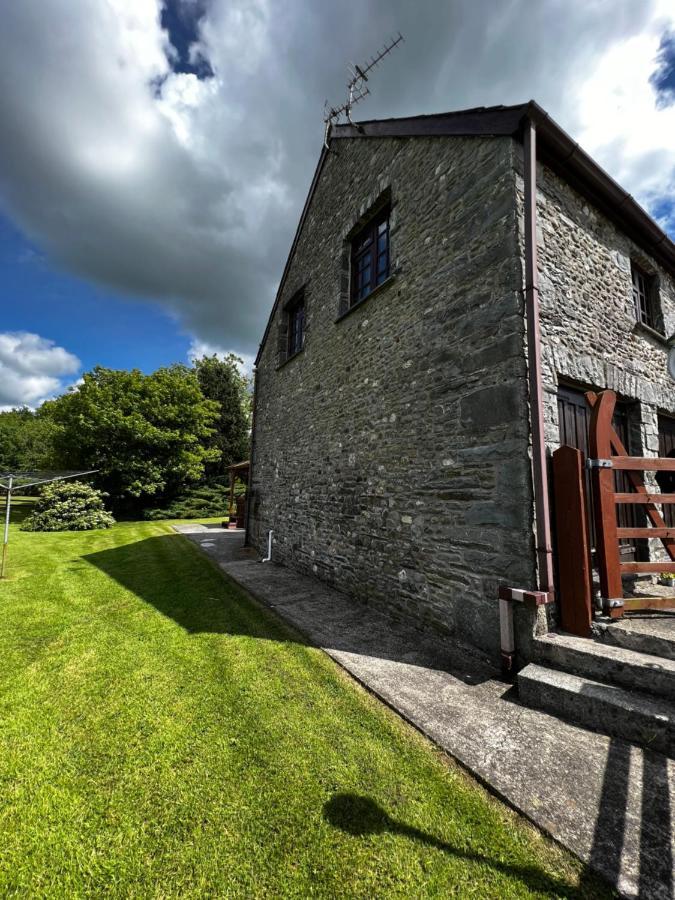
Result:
[335, 275, 397, 324]
[276, 346, 304, 370]
[633, 320, 670, 347]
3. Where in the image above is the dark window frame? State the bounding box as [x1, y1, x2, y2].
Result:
[350, 205, 390, 307]
[285, 290, 305, 359]
[631, 261, 661, 332]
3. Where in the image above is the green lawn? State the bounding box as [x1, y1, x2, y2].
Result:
[0, 503, 609, 898]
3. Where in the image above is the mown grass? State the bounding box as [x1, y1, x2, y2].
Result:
[0, 501, 610, 898]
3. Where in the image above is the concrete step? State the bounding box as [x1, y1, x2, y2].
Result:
[593, 616, 675, 662]
[533, 631, 675, 701]
[518, 663, 675, 756]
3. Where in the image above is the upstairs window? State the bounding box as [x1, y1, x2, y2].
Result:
[350, 207, 390, 306]
[631, 261, 661, 332]
[286, 291, 305, 357]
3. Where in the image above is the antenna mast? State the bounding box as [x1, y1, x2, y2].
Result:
[324, 33, 404, 149]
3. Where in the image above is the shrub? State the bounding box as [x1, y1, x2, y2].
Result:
[142, 478, 238, 521]
[21, 481, 116, 532]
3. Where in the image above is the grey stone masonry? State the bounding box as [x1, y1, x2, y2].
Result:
[250, 125, 675, 661]
[515, 150, 675, 564]
[249, 135, 535, 658]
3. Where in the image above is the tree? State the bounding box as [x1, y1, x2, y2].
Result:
[0, 407, 60, 472]
[45, 365, 220, 511]
[193, 354, 251, 473]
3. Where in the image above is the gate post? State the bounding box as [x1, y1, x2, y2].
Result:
[552, 446, 593, 636]
[587, 390, 623, 613]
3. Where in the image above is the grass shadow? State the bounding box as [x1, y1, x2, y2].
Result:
[82, 533, 294, 642]
[5, 497, 35, 526]
[323, 793, 609, 898]
[83, 532, 497, 681]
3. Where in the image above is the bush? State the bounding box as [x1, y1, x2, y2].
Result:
[142, 477, 243, 521]
[21, 481, 116, 532]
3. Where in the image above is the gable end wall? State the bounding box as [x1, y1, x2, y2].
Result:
[249, 134, 535, 657]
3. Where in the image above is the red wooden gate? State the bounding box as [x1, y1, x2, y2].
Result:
[552, 389, 675, 631]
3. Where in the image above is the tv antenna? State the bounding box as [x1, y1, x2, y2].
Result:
[323, 33, 404, 149]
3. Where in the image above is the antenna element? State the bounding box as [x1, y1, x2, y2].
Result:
[324, 33, 404, 149]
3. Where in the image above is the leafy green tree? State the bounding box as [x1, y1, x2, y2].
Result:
[21, 481, 115, 532]
[193, 354, 251, 473]
[0, 407, 60, 472]
[45, 365, 220, 511]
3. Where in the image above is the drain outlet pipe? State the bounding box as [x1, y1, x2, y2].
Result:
[261, 529, 273, 563]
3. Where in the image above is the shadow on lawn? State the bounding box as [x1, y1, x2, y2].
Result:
[81, 534, 287, 640]
[82, 532, 494, 683]
[323, 793, 606, 898]
[6, 498, 35, 525]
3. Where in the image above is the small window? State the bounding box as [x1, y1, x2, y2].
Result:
[631, 262, 660, 332]
[350, 207, 390, 306]
[286, 292, 305, 357]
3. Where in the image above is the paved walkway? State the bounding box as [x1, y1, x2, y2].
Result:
[175, 525, 674, 899]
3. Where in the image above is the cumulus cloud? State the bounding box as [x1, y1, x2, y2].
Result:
[187, 338, 255, 375]
[0, 0, 674, 359]
[0, 332, 81, 410]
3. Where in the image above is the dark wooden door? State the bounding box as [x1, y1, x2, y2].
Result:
[557, 385, 638, 560]
[658, 416, 675, 527]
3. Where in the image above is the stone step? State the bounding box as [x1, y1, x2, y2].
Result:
[518, 663, 675, 756]
[593, 617, 675, 662]
[533, 631, 675, 701]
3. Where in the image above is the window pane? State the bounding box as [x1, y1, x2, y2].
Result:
[357, 253, 370, 273]
[287, 297, 304, 355]
[351, 208, 390, 305]
[632, 264, 654, 328]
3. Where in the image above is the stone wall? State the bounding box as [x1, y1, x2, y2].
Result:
[517, 151, 675, 564]
[249, 135, 535, 657]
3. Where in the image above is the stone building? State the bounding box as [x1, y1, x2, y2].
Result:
[246, 101, 675, 662]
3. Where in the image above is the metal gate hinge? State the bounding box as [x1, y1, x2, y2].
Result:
[586, 458, 613, 469]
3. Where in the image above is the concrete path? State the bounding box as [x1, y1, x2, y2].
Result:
[174, 525, 674, 899]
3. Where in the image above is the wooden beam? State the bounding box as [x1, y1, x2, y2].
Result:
[553, 446, 593, 637]
[587, 391, 623, 601]
[621, 561, 675, 573]
[606, 456, 675, 471]
[617, 527, 675, 539]
[615, 493, 675, 504]
[622, 596, 675, 611]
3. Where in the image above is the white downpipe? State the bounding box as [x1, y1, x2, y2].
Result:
[261, 529, 273, 563]
[499, 597, 515, 674]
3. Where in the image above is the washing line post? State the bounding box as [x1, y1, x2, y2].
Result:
[1, 475, 12, 580]
[0, 469, 98, 581]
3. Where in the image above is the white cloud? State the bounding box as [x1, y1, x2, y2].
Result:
[0, 0, 674, 361]
[574, 5, 675, 214]
[187, 338, 255, 376]
[0, 332, 81, 410]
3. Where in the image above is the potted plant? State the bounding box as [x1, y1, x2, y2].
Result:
[658, 572, 675, 587]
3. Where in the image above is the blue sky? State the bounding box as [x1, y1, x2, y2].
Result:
[0, 0, 674, 408]
[0, 216, 189, 376]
